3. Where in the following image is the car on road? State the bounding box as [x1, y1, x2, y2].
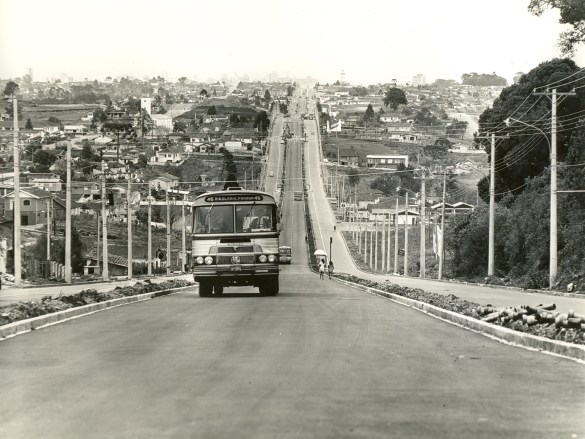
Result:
[269, 171, 274, 177]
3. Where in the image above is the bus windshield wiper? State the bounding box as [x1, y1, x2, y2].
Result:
[204, 204, 214, 233]
[243, 202, 256, 230]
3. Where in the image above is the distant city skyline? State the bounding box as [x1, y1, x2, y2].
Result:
[1, 0, 584, 86]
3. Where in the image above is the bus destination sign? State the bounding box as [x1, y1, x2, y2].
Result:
[204, 194, 264, 203]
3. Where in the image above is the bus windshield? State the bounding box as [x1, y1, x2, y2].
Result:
[236, 204, 275, 232]
[194, 204, 276, 234]
[194, 205, 234, 234]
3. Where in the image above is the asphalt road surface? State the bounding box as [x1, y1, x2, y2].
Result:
[0, 91, 584, 438]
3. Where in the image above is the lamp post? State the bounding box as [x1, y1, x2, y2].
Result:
[505, 117, 554, 288]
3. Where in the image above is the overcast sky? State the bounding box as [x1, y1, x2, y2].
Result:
[1, 0, 584, 85]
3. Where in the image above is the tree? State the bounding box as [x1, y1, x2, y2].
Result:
[446, 120, 468, 138]
[200, 89, 208, 98]
[137, 154, 148, 168]
[364, 104, 375, 125]
[2, 80, 19, 97]
[173, 121, 187, 133]
[383, 88, 407, 110]
[529, 0, 585, 55]
[229, 113, 240, 126]
[32, 149, 57, 172]
[264, 89, 271, 102]
[178, 76, 188, 86]
[476, 58, 584, 202]
[254, 111, 270, 132]
[25, 118, 33, 129]
[348, 168, 360, 188]
[207, 105, 217, 115]
[3, 81, 21, 120]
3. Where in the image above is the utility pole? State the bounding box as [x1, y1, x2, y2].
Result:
[386, 210, 392, 272]
[127, 177, 132, 280]
[438, 172, 447, 280]
[394, 198, 399, 274]
[533, 87, 575, 288]
[381, 214, 386, 272]
[374, 217, 378, 271]
[488, 134, 495, 276]
[101, 161, 109, 280]
[46, 198, 51, 262]
[13, 98, 21, 286]
[414, 173, 438, 279]
[404, 192, 409, 276]
[147, 187, 152, 276]
[182, 193, 186, 272]
[65, 142, 72, 283]
[166, 190, 171, 276]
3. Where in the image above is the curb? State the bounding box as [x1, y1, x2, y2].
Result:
[335, 277, 585, 363]
[0, 285, 195, 341]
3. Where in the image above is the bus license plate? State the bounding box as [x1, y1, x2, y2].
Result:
[230, 265, 241, 272]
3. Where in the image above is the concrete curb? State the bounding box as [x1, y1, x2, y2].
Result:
[0, 285, 195, 341]
[335, 277, 585, 363]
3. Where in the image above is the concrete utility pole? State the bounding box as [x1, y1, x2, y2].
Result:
[13, 98, 21, 286]
[488, 134, 495, 276]
[394, 198, 399, 274]
[46, 197, 51, 262]
[381, 215, 386, 272]
[182, 193, 186, 272]
[127, 177, 132, 280]
[101, 161, 109, 280]
[386, 212, 391, 272]
[374, 217, 379, 271]
[65, 142, 72, 283]
[166, 190, 171, 276]
[533, 87, 575, 289]
[147, 188, 152, 276]
[404, 192, 409, 277]
[438, 173, 447, 280]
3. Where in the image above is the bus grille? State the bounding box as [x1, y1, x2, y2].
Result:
[217, 255, 255, 265]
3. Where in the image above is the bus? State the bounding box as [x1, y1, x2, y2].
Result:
[191, 187, 280, 297]
[279, 246, 291, 264]
[294, 191, 303, 201]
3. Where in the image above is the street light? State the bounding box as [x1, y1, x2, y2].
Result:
[505, 117, 555, 288]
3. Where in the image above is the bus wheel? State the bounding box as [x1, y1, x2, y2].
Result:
[259, 277, 279, 296]
[214, 284, 224, 295]
[199, 281, 213, 297]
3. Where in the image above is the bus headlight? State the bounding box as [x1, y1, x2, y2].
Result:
[204, 256, 214, 265]
[196, 257, 204, 265]
[268, 254, 277, 263]
[259, 255, 267, 263]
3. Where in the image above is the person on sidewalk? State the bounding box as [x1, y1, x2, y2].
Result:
[328, 260, 334, 279]
[318, 260, 325, 279]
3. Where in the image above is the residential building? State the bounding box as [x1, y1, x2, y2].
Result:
[366, 155, 409, 169]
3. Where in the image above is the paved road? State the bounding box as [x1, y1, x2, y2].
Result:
[0, 91, 584, 438]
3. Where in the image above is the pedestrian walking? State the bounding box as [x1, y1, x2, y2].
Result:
[318, 260, 325, 279]
[328, 260, 334, 279]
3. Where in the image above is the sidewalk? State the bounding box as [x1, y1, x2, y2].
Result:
[0, 274, 193, 306]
